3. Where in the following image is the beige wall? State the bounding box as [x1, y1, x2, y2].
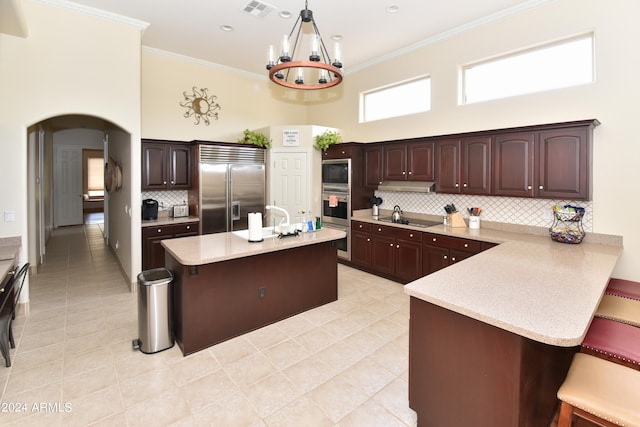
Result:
[0, 0, 142, 284]
[308, 0, 640, 281]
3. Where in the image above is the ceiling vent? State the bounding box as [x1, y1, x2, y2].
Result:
[242, 1, 275, 18]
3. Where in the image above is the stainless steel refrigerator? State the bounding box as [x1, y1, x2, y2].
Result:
[198, 144, 265, 235]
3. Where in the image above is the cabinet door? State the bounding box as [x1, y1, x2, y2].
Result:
[537, 127, 589, 200]
[351, 231, 372, 267]
[422, 244, 449, 276]
[169, 145, 192, 189]
[493, 132, 535, 197]
[449, 249, 475, 265]
[323, 144, 353, 159]
[365, 145, 384, 188]
[142, 143, 168, 190]
[408, 142, 435, 181]
[384, 144, 407, 181]
[435, 139, 460, 193]
[395, 239, 423, 282]
[371, 234, 396, 276]
[462, 137, 491, 195]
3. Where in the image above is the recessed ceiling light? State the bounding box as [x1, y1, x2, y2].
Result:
[279, 11, 291, 18]
[331, 35, 343, 41]
[220, 25, 234, 32]
[387, 5, 400, 13]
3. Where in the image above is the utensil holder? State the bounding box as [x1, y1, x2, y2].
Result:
[469, 216, 480, 229]
[447, 212, 467, 228]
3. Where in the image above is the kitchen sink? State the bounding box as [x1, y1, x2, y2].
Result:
[377, 217, 441, 228]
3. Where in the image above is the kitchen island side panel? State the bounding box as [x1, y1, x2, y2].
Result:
[408, 297, 576, 427]
[168, 241, 338, 356]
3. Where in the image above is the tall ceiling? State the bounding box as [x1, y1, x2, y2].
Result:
[60, 0, 553, 76]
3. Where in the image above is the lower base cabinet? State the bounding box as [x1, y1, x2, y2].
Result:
[351, 220, 498, 283]
[142, 222, 198, 270]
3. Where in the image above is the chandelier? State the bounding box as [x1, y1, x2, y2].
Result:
[266, 1, 343, 90]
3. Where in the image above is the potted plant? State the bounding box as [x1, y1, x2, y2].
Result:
[238, 129, 272, 148]
[313, 130, 342, 151]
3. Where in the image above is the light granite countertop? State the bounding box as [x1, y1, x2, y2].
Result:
[162, 228, 346, 266]
[352, 212, 622, 346]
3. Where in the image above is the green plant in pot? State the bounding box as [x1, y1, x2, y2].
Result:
[313, 130, 342, 151]
[238, 129, 272, 149]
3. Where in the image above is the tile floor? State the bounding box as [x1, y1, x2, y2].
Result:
[0, 224, 417, 426]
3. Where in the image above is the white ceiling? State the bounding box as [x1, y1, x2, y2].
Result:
[60, 0, 552, 77]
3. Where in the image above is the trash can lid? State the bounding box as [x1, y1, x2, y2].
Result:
[137, 268, 174, 285]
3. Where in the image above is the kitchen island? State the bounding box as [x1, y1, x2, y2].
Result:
[162, 228, 346, 355]
[404, 227, 622, 427]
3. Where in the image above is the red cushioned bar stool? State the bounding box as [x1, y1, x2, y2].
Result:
[580, 316, 640, 371]
[605, 278, 640, 301]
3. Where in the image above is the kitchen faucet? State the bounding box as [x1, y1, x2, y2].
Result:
[265, 205, 290, 231]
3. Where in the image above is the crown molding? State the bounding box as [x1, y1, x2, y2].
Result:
[36, 0, 149, 31]
[348, 0, 557, 74]
[142, 46, 266, 81]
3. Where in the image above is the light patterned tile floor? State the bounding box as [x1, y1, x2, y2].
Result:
[0, 224, 417, 426]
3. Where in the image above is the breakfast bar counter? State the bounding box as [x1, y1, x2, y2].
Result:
[162, 228, 346, 355]
[403, 228, 622, 427]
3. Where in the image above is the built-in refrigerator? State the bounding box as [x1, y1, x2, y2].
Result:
[198, 144, 265, 235]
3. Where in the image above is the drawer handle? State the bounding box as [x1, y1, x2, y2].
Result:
[464, 243, 468, 248]
[409, 233, 413, 238]
[157, 229, 162, 233]
[359, 224, 363, 228]
[432, 237, 437, 242]
[186, 226, 190, 229]
[378, 228, 382, 232]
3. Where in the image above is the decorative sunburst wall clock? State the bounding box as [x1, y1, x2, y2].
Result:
[180, 87, 221, 125]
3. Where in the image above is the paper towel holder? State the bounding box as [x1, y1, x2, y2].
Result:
[248, 212, 264, 243]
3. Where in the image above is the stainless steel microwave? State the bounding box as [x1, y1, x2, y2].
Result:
[322, 159, 351, 185]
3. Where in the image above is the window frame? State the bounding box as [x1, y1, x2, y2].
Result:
[360, 75, 431, 123]
[461, 33, 594, 105]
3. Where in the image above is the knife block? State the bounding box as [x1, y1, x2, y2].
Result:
[447, 212, 467, 228]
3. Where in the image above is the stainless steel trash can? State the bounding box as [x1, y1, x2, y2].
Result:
[133, 268, 174, 354]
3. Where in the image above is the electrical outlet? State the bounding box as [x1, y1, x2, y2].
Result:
[258, 287, 266, 299]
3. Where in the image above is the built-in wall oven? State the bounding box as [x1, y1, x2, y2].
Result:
[322, 158, 352, 261]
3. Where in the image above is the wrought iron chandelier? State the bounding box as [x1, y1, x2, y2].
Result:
[266, 1, 343, 90]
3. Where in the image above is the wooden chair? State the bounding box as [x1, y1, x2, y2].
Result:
[0, 263, 29, 367]
[557, 353, 640, 426]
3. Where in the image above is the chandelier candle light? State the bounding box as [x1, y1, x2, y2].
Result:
[266, 1, 343, 90]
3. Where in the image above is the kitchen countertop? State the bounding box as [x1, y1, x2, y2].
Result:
[351, 213, 622, 346]
[162, 228, 346, 266]
[141, 215, 199, 228]
[0, 239, 21, 279]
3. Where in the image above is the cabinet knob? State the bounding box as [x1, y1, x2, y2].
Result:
[409, 233, 413, 238]
[452, 257, 456, 262]
[389, 243, 394, 247]
[163, 181, 167, 185]
[443, 255, 448, 260]
[402, 171, 406, 175]
[432, 237, 437, 242]
[463, 183, 468, 188]
[171, 181, 175, 185]
[408, 171, 412, 175]
[539, 185, 544, 190]
[396, 244, 400, 248]
[378, 228, 382, 232]
[527, 185, 532, 190]
[455, 183, 459, 188]
[464, 243, 468, 248]
[359, 224, 363, 228]
[186, 226, 190, 229]
[367, 238, 370, 242]
[157, 228, 162, 233]
[341, 150, 345, 154]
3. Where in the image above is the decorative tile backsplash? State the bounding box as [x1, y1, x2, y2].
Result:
[141, 190, 189, 211]
[375, 191, 593, 231]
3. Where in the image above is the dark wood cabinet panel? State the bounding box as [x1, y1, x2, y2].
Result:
[322, 144, 355, 159]
[493, 132, 535, 198]
[142, 140, 193, 191]
[364, 145, 384, 188]
[437, 137, 491, 195]
[371, 234, 396, 276]
[351, 231, 372, 267]
[395, 239, 423, 282]
[422, 244, 450, 276]
[384, 141, 434, 182]
[142, 222, 198, 270]
[537, 127, 589, 199]
[422, 232, 486, 275]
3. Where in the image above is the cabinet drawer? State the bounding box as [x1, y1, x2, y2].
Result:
[143, 222, 198, 238]
[393, 228, 422, 242]
[423, 233, 481, 252]
[352, 221, 372, 233]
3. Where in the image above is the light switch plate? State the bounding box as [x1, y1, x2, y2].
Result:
[4, 211, 15, 222]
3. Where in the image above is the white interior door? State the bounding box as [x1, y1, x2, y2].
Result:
[268, 151, 309, 225]
[54, 145, 83, 227]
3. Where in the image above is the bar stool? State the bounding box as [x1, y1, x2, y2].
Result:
[595, 294, 640, 327]
[580, 317, 640, 370]
[605, 278, 640, 301]
[557, 353, 640, 426]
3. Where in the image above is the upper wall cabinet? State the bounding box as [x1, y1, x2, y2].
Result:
[364, 144, 384, 188]
[436, 136, 491, 195]
[493, 121, 596, 200]
[383, 141, 434, 182]
[142, 140, 193, 191]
